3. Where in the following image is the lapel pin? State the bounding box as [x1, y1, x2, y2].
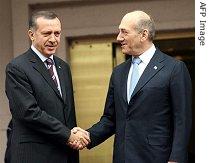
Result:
[154, 66, 157, 70]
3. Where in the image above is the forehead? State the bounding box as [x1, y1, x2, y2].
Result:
[36, 17, 61, 30]
[118, 16, 136, 31]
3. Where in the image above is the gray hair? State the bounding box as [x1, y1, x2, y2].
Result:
[135, 16, 156, 41]
[29, 11, 59, 30]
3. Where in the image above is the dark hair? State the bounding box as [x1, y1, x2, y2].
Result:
[29, 11, 59, 30]
[135, 16, 156, 41]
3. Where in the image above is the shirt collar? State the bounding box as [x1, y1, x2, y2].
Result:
[31, 45, 54, 62]
[132, 44, 156, 65]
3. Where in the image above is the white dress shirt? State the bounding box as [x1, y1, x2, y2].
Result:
[31, 45, 62, 96]
[127, 44, 156, 102]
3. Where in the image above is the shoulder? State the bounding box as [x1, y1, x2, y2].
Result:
[9, 50, 29, 65]
[156, 49, 184, 67]
[156, 49, 189, 77]
[54, 56, 71, 73]
[54, 56, 69, 66]
[6, 49, 31, 72]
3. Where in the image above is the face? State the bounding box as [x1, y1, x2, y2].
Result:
[28, 17, 61, 57]
[117, 16, 143, 56]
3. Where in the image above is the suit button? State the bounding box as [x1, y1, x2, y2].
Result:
[126, 116, 130, 121]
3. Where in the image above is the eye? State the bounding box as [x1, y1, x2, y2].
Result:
[54, 32, 61, 37]
[121, 29, 128, 36]
[42, 32, 51, 37]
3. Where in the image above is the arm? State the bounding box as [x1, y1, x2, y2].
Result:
[5, 62, 71, 145]
[87, 72, 116, 148]
[169, 61, 192, 162]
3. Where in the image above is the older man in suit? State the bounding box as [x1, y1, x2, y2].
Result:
[5, 11, 89, 163]
[73, 11, 192, 163]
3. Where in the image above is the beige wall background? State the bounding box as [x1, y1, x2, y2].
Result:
[0, 0, 13, 161]
[0, 0, 194, 162]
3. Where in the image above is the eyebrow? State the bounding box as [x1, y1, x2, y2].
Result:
[120, 29, 129, 33]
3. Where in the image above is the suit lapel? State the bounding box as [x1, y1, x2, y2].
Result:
[27, 49, 63, 101]
[54, 57, 67, 103]
[130, 50, 165, 99]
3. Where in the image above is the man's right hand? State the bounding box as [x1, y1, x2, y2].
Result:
[67, 127, 90, 150]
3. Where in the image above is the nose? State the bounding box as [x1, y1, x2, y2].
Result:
[117, 32, 124, 42]
[49, 34, 56, 42]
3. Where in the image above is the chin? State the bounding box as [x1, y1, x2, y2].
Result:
[47, 50, 56, 54]
[121, 49, 127, 54]
[43, 53, 53, 57]
[122, 50, 131, 55]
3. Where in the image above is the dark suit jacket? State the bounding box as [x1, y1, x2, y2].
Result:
[88, 49, 192, 163]
[5, 48, 79, 163]
[4, 120, 12, 163]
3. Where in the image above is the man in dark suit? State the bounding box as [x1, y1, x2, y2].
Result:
[73, 11, 192, 163]
[5, 11, 89, 163]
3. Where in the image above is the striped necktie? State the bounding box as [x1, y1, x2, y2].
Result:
[45, 58, 58, 88]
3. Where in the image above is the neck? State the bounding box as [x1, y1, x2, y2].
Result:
[135, 42, 153, 56]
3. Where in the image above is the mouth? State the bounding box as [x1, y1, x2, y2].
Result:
[121, 43, 127, 48]
[46, 45, 57, 49]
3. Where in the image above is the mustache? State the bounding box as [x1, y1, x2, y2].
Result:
[46, 42, 58, 47]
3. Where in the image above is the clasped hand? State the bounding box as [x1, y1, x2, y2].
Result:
[67, 127, 90, 150]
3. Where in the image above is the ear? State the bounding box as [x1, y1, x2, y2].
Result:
[28, 29, 35, 41]
[140, 29, 149, 41]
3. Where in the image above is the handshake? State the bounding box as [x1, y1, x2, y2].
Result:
[67, 127, 90, 150]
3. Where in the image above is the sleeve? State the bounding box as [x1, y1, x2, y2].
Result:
[169, 61, 192, 163]
[5, 62, 71, 145]
[87, 72, 116, 148]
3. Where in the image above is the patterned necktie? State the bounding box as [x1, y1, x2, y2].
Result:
[129, 57, 142, 99]
[45, 58, 58, 88]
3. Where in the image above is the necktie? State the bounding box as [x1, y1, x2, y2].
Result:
[129, 57, 141, 99]
[45, 58, 58, 88]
